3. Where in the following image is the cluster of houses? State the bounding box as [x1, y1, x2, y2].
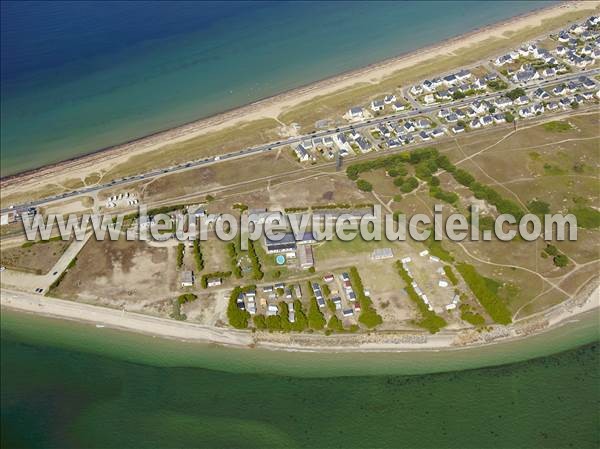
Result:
[338, 271, 362, 317]
[495, 15, 600, 75]
[233, 271, 365, 323]
[105, 192, 138, 208]
[436, 74, 598, 130]
[347, 94, 406, 121]
[372, 117, 447, 147]
[556, 15, 600, 68]
[410, 69, 499, 104]
[236, 282, 301, 319]
[295, 115, 452, 161]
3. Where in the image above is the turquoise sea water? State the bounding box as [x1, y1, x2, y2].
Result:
[0, 1, 554, 176]
[1, 310, 599, 448]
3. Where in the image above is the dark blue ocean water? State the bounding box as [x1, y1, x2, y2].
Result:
[1, 1, 553, 175]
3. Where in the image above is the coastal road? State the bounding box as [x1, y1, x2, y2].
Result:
[2, 67, 598, 215]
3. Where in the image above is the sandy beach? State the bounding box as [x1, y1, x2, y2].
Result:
[1, 280, 597, 353]
[1, 1, 598, 203]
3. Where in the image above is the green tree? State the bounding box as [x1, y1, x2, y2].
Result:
[327, 315, 344, 332]
[553, 254, 569, 267]
[356, 179, 373, 192]
[292, 300, 308, 331]
[227, 288, 250, 329]
[307, 297, 326, 330]
[253, 315, 267, 330]
[506, 87, 526, 100]
[176, 243, 185, 268]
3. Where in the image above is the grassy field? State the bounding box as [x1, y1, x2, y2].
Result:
[0, 238, 71, 275]
[107, 118, 282, 180]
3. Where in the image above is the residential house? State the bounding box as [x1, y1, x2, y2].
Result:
[518, 107, 533, 118]
[471, 99, 489, 114]
[348, 107, 364, 119]
[442, 74, 458, 86]
[494, 54, 513, 66]
[423, 94, 436, 104]
[533, 88, 550, 100]
[410, 84, 423, 96]
[384, 94, 397, 104]
[416, 119, 431, 129]
[579, 76, 596, 89]
[207, 277, 222, 288]
[555, 45, 568, 56]
[514, 95, 530, 105]
[334, 133, 353, 154]
[436, 90, 452, 101]
[494, 97, 512, 109]
[445, 113, 458, 123]
[298, 244, 314, 269]
[455, 69, 472, 81]
[294, 144, 310, 162]
[552, 84, 567, 96]
[479, 115, 494, 127]
[370, 99, 385, 112]
[455, 109, 466, 120]
[512, 69, 539, 84]
[356, 137, 371, 153]
[493, 113, 506, 124]
[437, 108, 451, 119]
[180, 271, 194, 288]
[430, 128, 446, 138]
[403, 121, 416, 132]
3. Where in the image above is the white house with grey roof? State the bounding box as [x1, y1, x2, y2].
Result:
[347, 107, 364, 119]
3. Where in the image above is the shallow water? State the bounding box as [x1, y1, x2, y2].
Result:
[1, 309, 598, 448]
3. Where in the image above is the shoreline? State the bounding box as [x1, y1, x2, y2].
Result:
[1, 282, 598, 354]
[2, 1, 596, 190]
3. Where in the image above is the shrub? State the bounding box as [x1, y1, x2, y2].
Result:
[307, 297, 326, 330]
[327, 315, 344, 332]
[553, 254, 569, 267]
[356, 179, 373, 192]
[350, 267, 383, 329]
[527, 199, 550, 215]
[443, 266, 459, 286]
[227, 287, 250, 329]
[399, 177, 419, 193]
[453, 169, 475, 187]
[177, 293, 197, 304]
[455, 264, 512, 325]
[176, 243, 185, 268]
[506, 87, 526, 100]
[569, 206, 600, 229]
[247, 240, 264, 280]
[193, 240, 204, 272]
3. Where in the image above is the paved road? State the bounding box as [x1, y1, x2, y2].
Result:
[2, 67, 598, 215]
